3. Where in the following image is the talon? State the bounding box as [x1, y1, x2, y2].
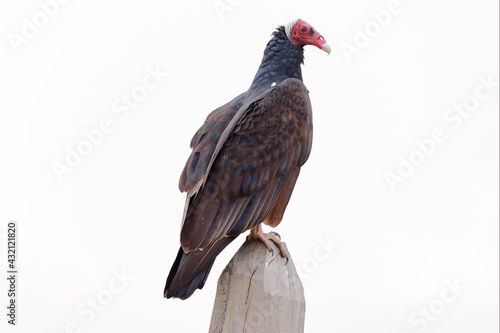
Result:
[264, 242, 274, 255]
[247, 224, 288, 261]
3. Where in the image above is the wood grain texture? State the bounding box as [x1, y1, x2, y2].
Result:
[209, 241, 305, 333]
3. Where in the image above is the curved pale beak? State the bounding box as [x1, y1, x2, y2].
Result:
[321, 43, 332, 55]
[311, 32, 331, 55]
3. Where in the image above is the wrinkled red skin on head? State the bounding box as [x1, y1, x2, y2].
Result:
[288, 19, 328, 50]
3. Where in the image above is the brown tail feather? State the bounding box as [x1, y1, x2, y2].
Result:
[164, 236, 238, 300]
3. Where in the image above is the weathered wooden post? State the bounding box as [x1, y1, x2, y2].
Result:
[209, 240, 305, 333]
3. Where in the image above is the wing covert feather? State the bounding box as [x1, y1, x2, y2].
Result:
[180, 78, 313, 251]
[179, 92, 246, 193]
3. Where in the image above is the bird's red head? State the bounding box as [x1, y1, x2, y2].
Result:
[285, 19, 331, 55]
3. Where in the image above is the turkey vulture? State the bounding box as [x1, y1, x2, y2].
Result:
[164, 19, 330, 300]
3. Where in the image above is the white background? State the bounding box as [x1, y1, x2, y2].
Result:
[1, 0, 498, 332]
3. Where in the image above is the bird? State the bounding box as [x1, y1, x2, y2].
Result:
[164, 19, 330, 300]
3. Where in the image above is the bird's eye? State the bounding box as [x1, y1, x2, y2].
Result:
[300, 27, 306, 33]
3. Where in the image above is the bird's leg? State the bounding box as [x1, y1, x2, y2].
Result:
[247, 224, 288, 261]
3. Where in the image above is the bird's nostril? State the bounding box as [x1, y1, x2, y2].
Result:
[319, 36, 324, 42]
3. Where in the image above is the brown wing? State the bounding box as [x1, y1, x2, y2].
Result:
[178, 92, 247, 193]
[180, 78, 313, 252]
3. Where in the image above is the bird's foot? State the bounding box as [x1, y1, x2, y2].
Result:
[247, 224, 288, 263]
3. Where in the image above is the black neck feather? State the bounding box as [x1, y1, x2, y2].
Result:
[249, 26, 304, 92]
